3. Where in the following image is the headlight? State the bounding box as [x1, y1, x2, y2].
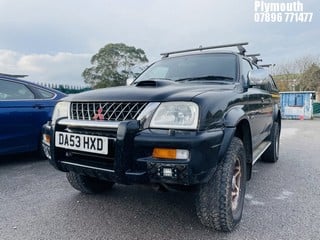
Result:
[52, 101, 70, 123]
[150, 102, 199, 130]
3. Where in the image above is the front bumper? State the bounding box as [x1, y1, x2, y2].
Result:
[42, 119, 225, 186]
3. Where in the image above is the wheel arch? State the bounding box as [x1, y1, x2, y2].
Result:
[219, 108, 253, 180]
[234, 119, 253, 180]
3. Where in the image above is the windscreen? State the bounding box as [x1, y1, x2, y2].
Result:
[135, 53, 237, 82]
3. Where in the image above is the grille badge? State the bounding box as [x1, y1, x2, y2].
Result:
[93, 107, 104, 120]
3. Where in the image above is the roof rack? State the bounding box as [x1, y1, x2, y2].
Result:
[246, 54, 274, 68]
[160, 42, 248, 58]
[248, 55, 262, 65]
[0, 73, 28, 78]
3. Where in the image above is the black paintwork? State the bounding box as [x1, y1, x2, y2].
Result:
[44, 51, 280, 186]
[65, 82, 235, 103]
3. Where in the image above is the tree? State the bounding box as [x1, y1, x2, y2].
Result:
[272, 55, 320, 91]
[273, 73, 299, 91]
[82, 43, 148, 88]
[298, 64, 320, 91]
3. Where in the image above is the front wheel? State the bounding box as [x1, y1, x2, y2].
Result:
[196, 137, 247, 232]
[66, 172, 115, 194]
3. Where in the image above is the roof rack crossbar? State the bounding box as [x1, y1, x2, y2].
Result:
[160, 42, 248, 57]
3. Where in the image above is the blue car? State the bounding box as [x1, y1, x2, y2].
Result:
[0, 73, 66, 155]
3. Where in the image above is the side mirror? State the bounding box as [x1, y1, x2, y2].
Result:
[248, 69, 269, 86]
[126, 78, 134, 86]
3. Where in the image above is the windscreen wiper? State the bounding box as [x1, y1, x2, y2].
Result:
[175, 75, 234, 83]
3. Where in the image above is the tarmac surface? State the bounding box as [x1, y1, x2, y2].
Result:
[0, 119, 319, 240]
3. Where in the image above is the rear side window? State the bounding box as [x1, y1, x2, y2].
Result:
[0, 80, 35, 100]
[36, 88, 55, 99]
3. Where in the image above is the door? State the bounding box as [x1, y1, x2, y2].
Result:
[0, 79, 51, 154]
[247, 88, 273, 148]
[241, 59, 273, 148]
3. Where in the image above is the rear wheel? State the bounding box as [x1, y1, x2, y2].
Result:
[261, 122, 280, 163]
[196, 137, 246, 232]
[66, 172, 115, 194]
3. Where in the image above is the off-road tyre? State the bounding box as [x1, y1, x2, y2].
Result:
[261, 122, 280, 163]
[66, 172, 115, 194]
[196, 137, 246, 232]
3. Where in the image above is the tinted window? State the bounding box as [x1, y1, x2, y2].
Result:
[0, 80, 35, 100]
[136, 53, 237, 82]
[36, 88, 55, 99]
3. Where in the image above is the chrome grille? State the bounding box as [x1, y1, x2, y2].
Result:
[70, 102, 148, 121]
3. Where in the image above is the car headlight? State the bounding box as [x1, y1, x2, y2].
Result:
[52, 101, 70, 123]
[150, 102, 199, 130]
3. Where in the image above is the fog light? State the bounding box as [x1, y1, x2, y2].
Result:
[162, 168, 173, 177]
[152, 148, 189, 160]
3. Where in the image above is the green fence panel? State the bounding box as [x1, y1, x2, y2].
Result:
[313, 102, 320, 117]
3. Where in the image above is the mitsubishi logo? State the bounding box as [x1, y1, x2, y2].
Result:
[93, 107, 104, 120]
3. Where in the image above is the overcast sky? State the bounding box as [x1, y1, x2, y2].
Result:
[0, 0, 319, 86]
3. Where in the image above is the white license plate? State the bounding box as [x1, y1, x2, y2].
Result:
[55, 132, 108, 155]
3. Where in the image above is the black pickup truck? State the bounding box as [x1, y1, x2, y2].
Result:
[42, 43, 281, 232]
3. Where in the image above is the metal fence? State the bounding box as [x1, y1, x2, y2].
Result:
[36, 82, 92, 94]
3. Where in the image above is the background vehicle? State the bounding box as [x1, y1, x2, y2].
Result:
[0, 73, 66, 155]
[42, 43, 281, 232]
